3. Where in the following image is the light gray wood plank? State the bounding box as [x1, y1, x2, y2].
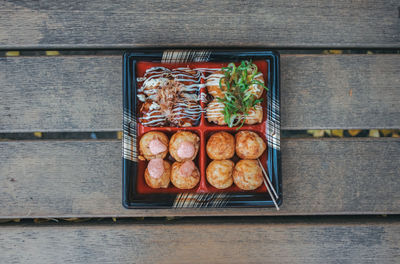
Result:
[0, 0, 399, 48]
[281, 54, 400, 129]
[0, 56, 122, 132]
[0, 220, 399, 264]
[1, 54, 399, 132]
[0, 138, 398, 218]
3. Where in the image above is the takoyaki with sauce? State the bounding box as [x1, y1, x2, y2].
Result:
[248, 73, 265, 99]
[242, 103, 263, 125]
[206, 99, 226, 125]
[139, 99, 167, 127]
[206, 71, 227, 99]
[170, 99, 201, 127]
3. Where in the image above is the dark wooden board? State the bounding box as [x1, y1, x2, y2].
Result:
[0, 219, 399, 263]
[0, 138, 398, 218]
[0, 0, 399, 48]
[1, 55, 399, 132]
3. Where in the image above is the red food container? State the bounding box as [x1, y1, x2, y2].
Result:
[123, 50, 281, 208]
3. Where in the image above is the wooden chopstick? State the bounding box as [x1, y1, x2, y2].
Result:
[257, 159, 280, 210]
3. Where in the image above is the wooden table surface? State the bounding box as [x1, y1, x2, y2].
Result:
[0, 1, 399, 263]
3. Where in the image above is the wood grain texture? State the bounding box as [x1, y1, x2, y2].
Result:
[0, 138, 398, 218]
[0, 220, 399, 264]
[0, 56, 121, 132]
[0, 0, 399, 48]
[281, 54, 400, 129]
[1, 54, 399, 132]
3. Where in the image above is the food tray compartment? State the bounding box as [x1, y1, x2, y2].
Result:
[202, 60, 269, 128]
[202, 129, 269, 193]
[123, 50, 281, 208]
[136, 127, 205, 194]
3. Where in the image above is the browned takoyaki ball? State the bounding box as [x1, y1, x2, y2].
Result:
[248, 73, 265, 99]
[170, 99, 201, 127]
[206, 160, 234, 189]
[206, 99, 226, 125]
[139, 131, 169, 160]
[139, 100, 167, 127]
[235, 131, 266, 159]
[243, 103, 263, 125]
[206, 132, 235, 160]
[171, 160, 200, 189]
[169, 131, 199, 162]
[233, 159, 263, 190]
[144, 158, 171, 188]
[206, 71, 227, 99]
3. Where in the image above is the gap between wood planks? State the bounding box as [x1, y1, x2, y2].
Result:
[0, 215, 399, 226]
[0, 130, 399, 141]
[1, 49, 399, 57]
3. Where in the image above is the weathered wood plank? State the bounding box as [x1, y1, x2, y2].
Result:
[1, 55, 399, 132]
[0, 56, 121, 132]
[0, 138, 398, 218]
[0, 219, 399, 264]
[281, 55, 400, 129]
[0, 0, 399, 48]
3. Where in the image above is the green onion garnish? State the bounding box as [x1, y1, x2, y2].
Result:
[218, 60, 268, 128]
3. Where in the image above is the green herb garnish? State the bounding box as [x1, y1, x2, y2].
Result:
[217, 60, 268, 128]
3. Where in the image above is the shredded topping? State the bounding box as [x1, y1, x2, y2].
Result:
[137, 67, 203, 127]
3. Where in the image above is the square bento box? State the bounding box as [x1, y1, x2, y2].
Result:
[123, 49, 281, 208]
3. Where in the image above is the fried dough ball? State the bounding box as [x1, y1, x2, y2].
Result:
[144, 158, 171, 188]
[171, 160, 200, 189]
[243, 103, 263, 125]
[139, 131, 169, 160]
[169, 131, 199, 162]
[206, 99, 226, 125]
[206, 71, 226, 99]
[248, 73, 265, 99]
[170, 99, 201, 127]
[139, 100, 167, 127]
[235, 131, 266, 159]
[206, 160, 234, 189]
[206, 132, 235, 160]
[233, 159, 263, 190]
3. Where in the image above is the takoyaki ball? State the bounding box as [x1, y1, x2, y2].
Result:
[235, 131, 266, 159]
[206, 132, 235, 160]
[170, 100, 201, 127]
[169, 131, 199, 162]
[206, 160, 234, 189]
[145, 158, 171, 188]
[139, 131, 169, 160]
[233, 159, 263, 190]
[243, 103, 263, 125]
[171, 160, 200, 189]
[206, 99, 226, 125]
[172, 68, 201, 87]
[206, 71, 226, 99]
[141, 77, 170, 97]
[249, 73, 265, 99]
[139, 100, 167, 127]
